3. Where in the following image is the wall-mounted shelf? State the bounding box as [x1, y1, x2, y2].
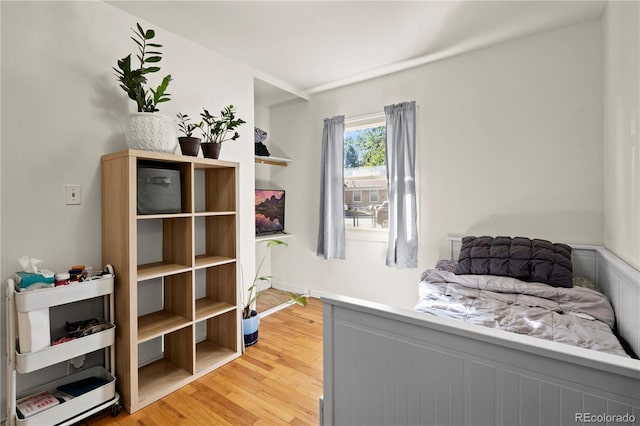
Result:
[254, 155, 292, 167]
[255, 233, 295, 243]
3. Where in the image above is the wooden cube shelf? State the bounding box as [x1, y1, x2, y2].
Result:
[102, 150, 242, 413]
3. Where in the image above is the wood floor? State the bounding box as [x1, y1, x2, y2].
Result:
[256, 288, 293, 313]
[86, 298, 323, 426]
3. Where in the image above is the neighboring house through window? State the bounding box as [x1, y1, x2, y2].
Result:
[344, 113, 387, 230]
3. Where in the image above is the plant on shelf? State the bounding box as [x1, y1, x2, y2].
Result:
[177, 113, 200, 137]
[114, 23, 172, 113]
[197, 105, 247, 159]
[242, 239, 308, 347]
[113, 23, 176, 153]
[176, 113, 201, 156]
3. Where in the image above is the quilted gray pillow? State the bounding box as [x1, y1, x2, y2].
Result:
[455, 236, 573, 288]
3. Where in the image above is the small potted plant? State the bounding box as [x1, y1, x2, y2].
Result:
[197, 105, 246, 159]
[176, 113, 201, 156]
[243, 239, 308, 347]
[114, 23, 175, 153]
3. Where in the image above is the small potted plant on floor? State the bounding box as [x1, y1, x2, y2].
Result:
[197, 105, 246, 159]
[243, 239, 308, 347]
[114, 23, 175, 153]
[176, 113, 201, 156]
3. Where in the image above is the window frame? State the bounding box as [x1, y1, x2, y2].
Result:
[343, 113, 387, 239]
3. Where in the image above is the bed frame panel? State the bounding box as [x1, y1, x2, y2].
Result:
[321, 242, 640, 426]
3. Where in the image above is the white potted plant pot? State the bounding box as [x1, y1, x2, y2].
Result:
[125, 113, 177, 153]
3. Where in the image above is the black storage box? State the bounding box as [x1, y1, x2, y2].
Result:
[137, 166, 182, 214]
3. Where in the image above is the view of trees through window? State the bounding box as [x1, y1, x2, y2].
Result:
[344, 124, 388, 229]
[345, 126, 386, 168]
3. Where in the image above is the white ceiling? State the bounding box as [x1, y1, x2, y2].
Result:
[107, 1, 607, 106]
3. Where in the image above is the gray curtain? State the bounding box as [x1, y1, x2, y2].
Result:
[317, 115, 346, 259]
[384, 101, 417, 268]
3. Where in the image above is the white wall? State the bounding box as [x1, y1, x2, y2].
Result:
[269, 20, 604, 308]
[603, 1, 640, 270]
[0, 1, 255, 421]
[254, 102, 272, 288]
[254, 103, 271, 188]
[253, 102, 294, 293]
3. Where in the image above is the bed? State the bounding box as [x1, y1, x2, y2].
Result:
[321, 238, 640, 426]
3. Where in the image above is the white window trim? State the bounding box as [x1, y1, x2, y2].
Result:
[352, 190, 362, 203]
[369, 190, 380, 203]
[345, 112, 386, 130]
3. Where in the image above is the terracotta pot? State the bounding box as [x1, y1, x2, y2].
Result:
[178, 137, 201, 156]
[201, 143, 221, 159]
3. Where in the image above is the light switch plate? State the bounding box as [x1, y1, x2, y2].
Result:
[65, 184, 81, 205]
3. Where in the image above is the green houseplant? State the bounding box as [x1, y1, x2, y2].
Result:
[114, 23, 176, 153]
[114, 23, 172, 113]
[176, 113, 201, 156]
[198, 105, 247, 159]
[242, 239, 308, 347]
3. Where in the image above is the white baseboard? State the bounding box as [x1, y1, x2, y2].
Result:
[270, 281, 324, 299]
[259, 282, 322, 318]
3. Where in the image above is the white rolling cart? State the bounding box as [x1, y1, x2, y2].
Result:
[5, 268, 121, 425]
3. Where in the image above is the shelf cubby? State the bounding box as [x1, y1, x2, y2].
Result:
[194, 166, 236, 214]
[137, 272, 193, 343]
[195, 215, 236, 261]
[195, 310, 238, 374]
[137, 326, 194, 405]
[136, 159, 193, 215]
[194, 264, 237, 322]
[137, 217, 193, 281]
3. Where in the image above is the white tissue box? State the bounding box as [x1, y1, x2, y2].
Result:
[17, 309, 51, 353]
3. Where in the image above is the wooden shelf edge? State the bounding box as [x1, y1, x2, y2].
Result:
[193, 211, 236, 217]
[137, 262, 192, 281]
[195, 300, 236, 322]
[102, 149, 239, 168]
[194, 255, 236, 269]
[137, 311, 191, 343]
[137, 213, 192, 220]
[254, 155, 291, 167]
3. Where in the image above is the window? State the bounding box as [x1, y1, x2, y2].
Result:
[344, 114, 387, 230]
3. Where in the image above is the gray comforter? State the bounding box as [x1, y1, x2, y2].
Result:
[415, 269, 628, 357]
